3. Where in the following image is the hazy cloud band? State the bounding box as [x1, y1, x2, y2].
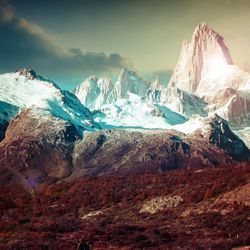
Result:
[0, 0, 132, 85]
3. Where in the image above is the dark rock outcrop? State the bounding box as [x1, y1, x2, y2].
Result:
[193, 114, 250, 161]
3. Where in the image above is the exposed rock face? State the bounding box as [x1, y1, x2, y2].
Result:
[16, 68, 38, 80]
[169, 23, 233, 94]
[0, 110, 247, 186]
[0, 109, 80, 185]
[2, 112, 242, 185]
[72, 128, 236, 178]
[73, 24, 250, 128]
[165, 23, 250, 128]
[151, 75, 164, 90]
[75, 76, 101, 109]
[204, 88, 250, 126]
[146, 76, 166, 103]
[192, 114, 250, 161]
[146, 84, 207, 119]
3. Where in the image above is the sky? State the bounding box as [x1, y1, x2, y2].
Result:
[1, 0, 250, 89]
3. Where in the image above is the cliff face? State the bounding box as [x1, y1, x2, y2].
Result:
[74, 76, 114, 110]
[165, 23, 250, 128]
[169, 23, 233, 94]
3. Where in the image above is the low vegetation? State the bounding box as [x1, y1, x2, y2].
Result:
[0, 164, 249, 249]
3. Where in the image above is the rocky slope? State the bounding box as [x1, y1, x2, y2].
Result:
[72, 114, 249, 178]
[0, 109, 80, 186]
[72, 129, 232, 178]
[0, 105, 248, 186]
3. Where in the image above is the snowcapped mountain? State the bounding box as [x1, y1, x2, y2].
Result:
[72, 23, 250, 147]
[0, 24, 249, 189]
[157, 87, 208, 118]
[74, 68, 149, 110]
[74, 75, 114, 110]
[0, 69, 99, 136]
[169, 22, 234, 94]
[167, 23, 250, 126]
[111, 68, 149, 100]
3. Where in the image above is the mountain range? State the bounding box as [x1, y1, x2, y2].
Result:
[0, 24, 249, 186]
[74, 23, 250, 146]
[0, 23, 250, 249]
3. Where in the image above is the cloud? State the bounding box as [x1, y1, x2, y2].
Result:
[0, 0, 15, 22]
[0, 0, 132, 85]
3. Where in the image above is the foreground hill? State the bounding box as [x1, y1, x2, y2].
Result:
[0, 165, 249, 249]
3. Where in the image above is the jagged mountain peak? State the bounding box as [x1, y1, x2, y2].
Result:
[193, 22, 216, 36]
[192, 23, 224, 43]
[169, 23, 234, 94]
[120, 67, 136, 75]
[151, 75, 162, 89]
[108, 67, 148, 100]
[15, 68, 60, 89]
[117, 68, 138, 82]
[192, 23, 233, 65]
[199, 114, 249, 160]
[16, 68, 38, 80]
[87, 75, 98, 82]
[174, 113, 250, 161]
[146, 76, 164, 102]
[75, 75, 114, 110]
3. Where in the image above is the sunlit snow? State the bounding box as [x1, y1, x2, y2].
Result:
[0, 72, 97, 131]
